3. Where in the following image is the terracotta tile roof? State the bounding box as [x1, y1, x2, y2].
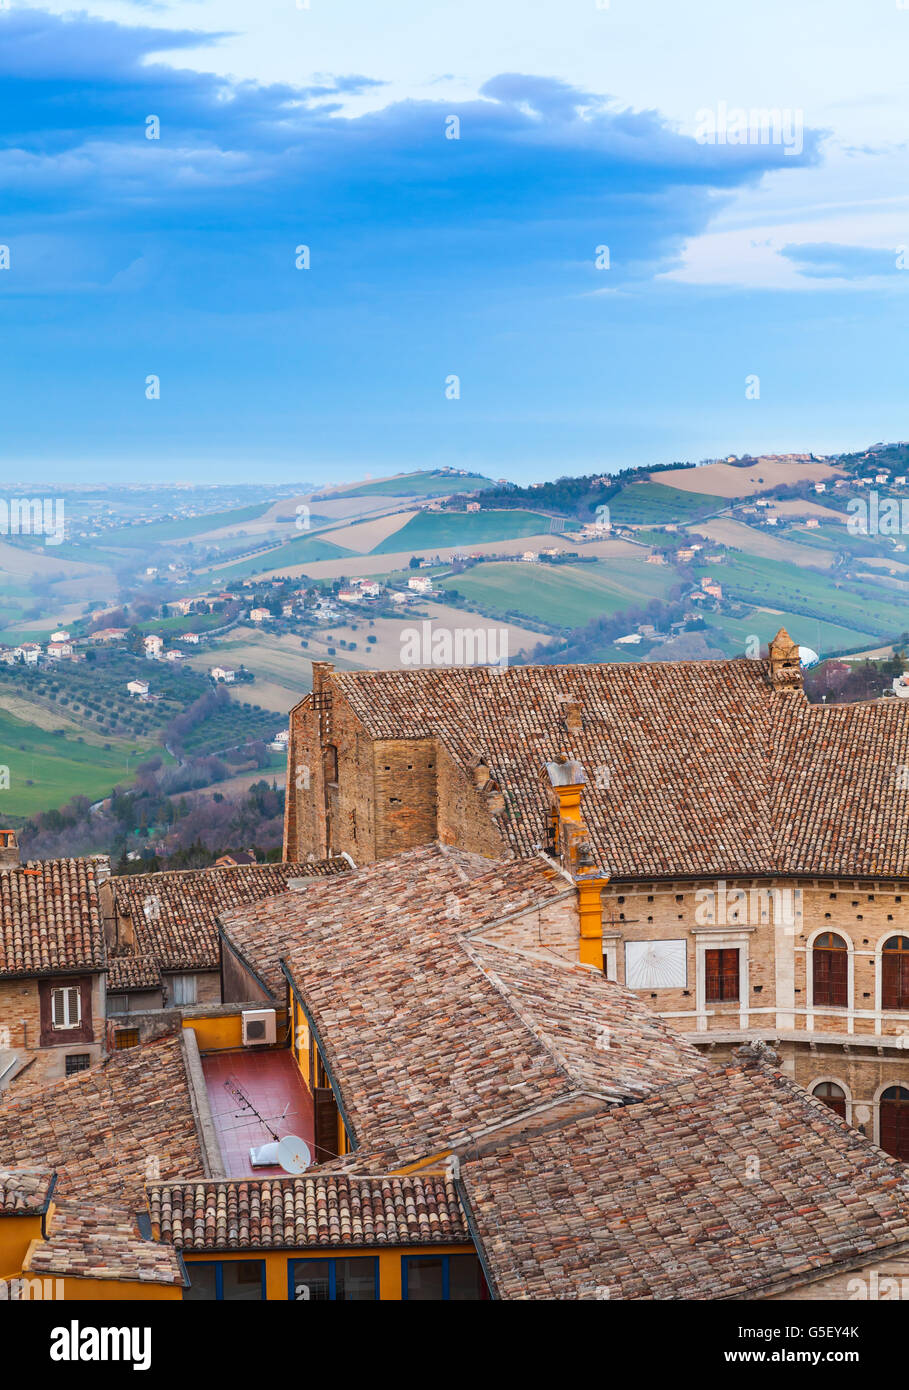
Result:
[461, 1059, 909, 1301]
[464, 938, 709, 1103]
[223, 846, 705, 1165]
[148, 1171, 469, 1251]
[0, 1167, 55, 1214]
[25, 1201, 185, 1286]
[0, 1035, 205, 1212]
[325, 660, 909, 878]
[0, 856, 108, 978]
[106, 952, 162, 991]
[110, 857, 350, 975]
[219, 842, 499, 1002]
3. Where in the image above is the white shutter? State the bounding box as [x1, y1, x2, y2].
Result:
[51, 986, 81, 1028]
[66, 987, 81, 1027]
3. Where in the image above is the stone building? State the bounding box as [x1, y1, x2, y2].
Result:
[283, 634, 909, 1159]
[0, 838, 110, 1085]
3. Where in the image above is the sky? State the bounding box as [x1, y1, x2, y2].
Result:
[1, 0, 908, 484]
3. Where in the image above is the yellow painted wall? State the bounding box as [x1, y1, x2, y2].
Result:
[183, 1244, 475, 1300]
[183, 1010, 290, 1053]
[0, 1213, 43, 1279]
[291, 997, 311, 1086]
[59, 1277, 182, 1301]
[182, 1014, 244, 1052]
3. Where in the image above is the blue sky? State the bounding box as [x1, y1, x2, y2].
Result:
[2, 1, 908, 483]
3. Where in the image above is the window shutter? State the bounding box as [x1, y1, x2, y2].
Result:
[52, 989, 66, 1028]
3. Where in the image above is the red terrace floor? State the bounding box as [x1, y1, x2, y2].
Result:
[202, 1049, 316, 1179]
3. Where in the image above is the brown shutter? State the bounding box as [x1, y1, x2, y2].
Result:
[880, 1098, 909, 1161]
[814, 947, 847, 1007]
[705, 948, 739, 1002]
[883, 952, 901, 1010]
[313, 1087, 339, 1162]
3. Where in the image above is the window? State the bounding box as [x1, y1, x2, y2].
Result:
[115, 1028, 140, 1050]
[880, 1086, 909, 1161]
[882, 937, 909, 1011]
[402, 1254, 488, 1301]
[704, 948, 739, 1003]
[812, 932, 848, 1007]
[64, 1053, 90, 1077]
[51, 986, 81, 1030]
[183, 1260, 265, 1301]
[812, 1081, 846, 1118]
[289, 1257, 377, 1302]
[170, 974, 197, 1006]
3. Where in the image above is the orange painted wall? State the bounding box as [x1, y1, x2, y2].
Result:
[182, 1244, 475, 1300]
[0, 1214, 44, 1279]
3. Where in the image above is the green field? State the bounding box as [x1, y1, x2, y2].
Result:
[319, 472, 496, 500]
[439, 558, 677, 628]
[703, 610, 871, 658]
[372, 509, 552, 555]
[103, 502, 273, 547]
[201, 533, 352, 581]
[607, 481, 724, 525]
[693, 556, 909, 639]
[0, 711, 158, 815]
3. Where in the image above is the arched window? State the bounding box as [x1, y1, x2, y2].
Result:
[882, 936, 909, 1011]
[812, 1081, 846, 1119]
[812, 932, 848, 1007]
[880, 1086, 909, 1160]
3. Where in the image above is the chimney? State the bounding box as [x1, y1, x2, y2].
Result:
[768, 628, 803, 692]
[558, 695, 584, 735]
[0, 829, 19, 867]
[541, 756, 609, 969]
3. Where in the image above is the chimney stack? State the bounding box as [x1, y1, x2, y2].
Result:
[541, 756, 610, 969]
[0, 829, 19, 867]
[558, 695, 584, 735]
[768, 628, 803, 692]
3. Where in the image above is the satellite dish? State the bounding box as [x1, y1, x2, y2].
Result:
[276, 1135, 312, 1174]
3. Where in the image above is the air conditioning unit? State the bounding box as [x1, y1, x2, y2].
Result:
[241, 1008, 276, 1046]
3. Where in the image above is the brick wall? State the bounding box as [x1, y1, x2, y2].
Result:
[477, 893, 579, 963]
[602, 878, 909, 1039]
[0, 975, 105, 1083]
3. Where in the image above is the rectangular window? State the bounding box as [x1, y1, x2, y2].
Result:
[704, 948, 740, 1003]
[289, 1257, 377, 1302]
[171, 974, 197, 1006]
[115, 1028, 140, 1050]
[64, 1053, 90, 1077]
[183, 1260, 265, 1301]
[52, 986, 81, 1030]
[402, 1254, 488, 1301]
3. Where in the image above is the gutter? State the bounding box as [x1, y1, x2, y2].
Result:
[450, 1159, 499, 1302]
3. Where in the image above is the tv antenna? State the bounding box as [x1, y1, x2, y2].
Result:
[224, 1075, 311, 1174]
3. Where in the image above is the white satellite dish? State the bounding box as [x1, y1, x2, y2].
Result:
[276, 1135, 312, 1174]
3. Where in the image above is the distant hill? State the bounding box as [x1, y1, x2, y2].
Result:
[314, 470, 497, 501]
